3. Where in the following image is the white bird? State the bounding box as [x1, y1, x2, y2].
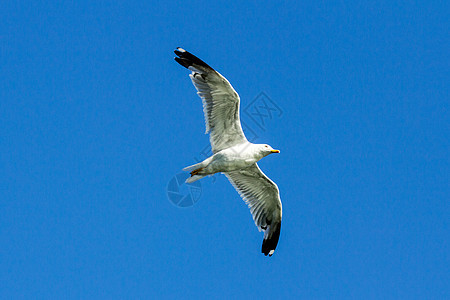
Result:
[174, 47, 282, 257]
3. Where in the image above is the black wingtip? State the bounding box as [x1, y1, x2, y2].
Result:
[174, 57, 191, 69]
[174, 47, 186, 56]
[261, 222, 281, 257]
[173, 47, 214, 70]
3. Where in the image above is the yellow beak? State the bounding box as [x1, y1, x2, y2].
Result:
[271, 149, 280, 153]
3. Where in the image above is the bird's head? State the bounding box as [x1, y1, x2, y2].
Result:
[258, 144, 280, 157]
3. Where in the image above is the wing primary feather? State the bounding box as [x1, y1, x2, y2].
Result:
[174, 48, 214, 70]
[262, 221, 281, 257]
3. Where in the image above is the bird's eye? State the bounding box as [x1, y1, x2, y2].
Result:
[265, 145, 268, 148]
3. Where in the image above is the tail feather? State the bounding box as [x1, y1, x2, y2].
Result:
[185, 175, 205, 183]
[262, 221, 281, 257]
[183, 162, 204, 172]
[183, 162, 206, 183]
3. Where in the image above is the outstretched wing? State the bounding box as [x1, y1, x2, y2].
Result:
[225, 164, 282, 256]
[174, 47, 248, 153]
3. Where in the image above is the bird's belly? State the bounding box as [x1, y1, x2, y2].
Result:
[209, 156, 255, 173]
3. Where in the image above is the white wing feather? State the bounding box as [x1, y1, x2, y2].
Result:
[225, 163, 282, 256]
[225, 164, 282, 230]
[174, 48, 248, 153]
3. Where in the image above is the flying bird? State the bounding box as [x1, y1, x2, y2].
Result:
[174, 47, 282, 256]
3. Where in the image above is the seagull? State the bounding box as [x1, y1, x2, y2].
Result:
[174, 47, 282, 257]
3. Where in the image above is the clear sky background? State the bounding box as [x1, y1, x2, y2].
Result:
[1, 1, 448, 299]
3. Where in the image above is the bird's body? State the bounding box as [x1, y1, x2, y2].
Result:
[184, 142, 278, 180]
[174, 47, 283, 256]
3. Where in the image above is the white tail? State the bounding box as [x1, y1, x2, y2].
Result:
[182, 162, 204, 172]
[185, 175, 205, 183]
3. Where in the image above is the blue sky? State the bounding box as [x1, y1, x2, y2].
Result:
[1, 1, 448, 298]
